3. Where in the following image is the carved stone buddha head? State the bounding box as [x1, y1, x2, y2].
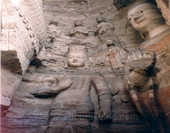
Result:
[66, 45, 88, 68]
[128, 0, 168, 39]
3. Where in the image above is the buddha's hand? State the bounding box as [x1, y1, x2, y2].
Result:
[127, 49, 155, 70]
[58, 76, 73, 89]
[98, 108, 112, 122]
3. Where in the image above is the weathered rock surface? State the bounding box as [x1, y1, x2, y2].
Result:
[2, 0, 170, 132]
[1, 0, 47, 107]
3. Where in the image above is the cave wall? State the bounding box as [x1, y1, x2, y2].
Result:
[1, 0, 170, 132]
[2, 0, 149, 132]
[1, 0, 46, 106]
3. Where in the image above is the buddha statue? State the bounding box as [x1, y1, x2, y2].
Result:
[125, 0, 170, 132]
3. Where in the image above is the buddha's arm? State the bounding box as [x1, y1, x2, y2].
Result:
[93, 74, 112, 120]
[32, 77, 72, 97]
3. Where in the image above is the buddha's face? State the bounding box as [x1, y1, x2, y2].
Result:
[128, 5, 161, 32]
[67, 53, 86, 67]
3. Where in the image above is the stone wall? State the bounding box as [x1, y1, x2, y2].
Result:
[1, 0, 46, 106]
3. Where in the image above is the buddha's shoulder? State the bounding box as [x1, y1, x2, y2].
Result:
[140, 28, 170, 50]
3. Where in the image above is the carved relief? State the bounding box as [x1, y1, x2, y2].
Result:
[9, 0, 46, 74]
[2, 0, 162, 132]
[13, 6, 37, 74]
[109, 40, 128, 69]
[95, 16, 115, 42]
[89, 40, 115, 69]
[3, 45, 112, 133]
[67, 0, 88, 10]
[69, 20, 89, 38]
[113, 0, 135, 9]
[16, 0, 47, 51]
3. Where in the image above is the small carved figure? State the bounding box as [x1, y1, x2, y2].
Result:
[67, 1, 88, 9]
[69, 20, 89, 38]
[108, 40, 127, 69]
[95, 16, 115, 42]
[33, 45, 112, 133]
[125, 0, 170, 132]
[113, 0, 135, 9]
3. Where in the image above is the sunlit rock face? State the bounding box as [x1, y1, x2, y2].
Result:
[1, 0, 170, 132]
